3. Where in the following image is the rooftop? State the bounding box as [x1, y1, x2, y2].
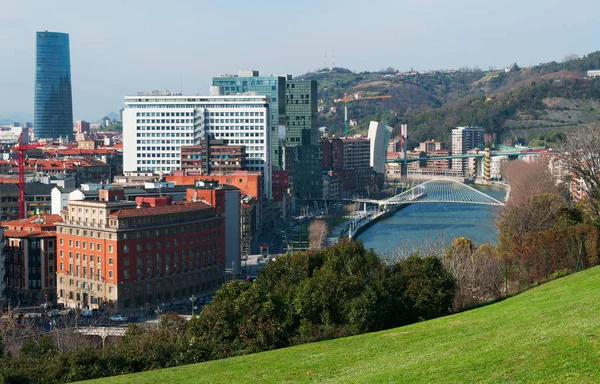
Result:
[109, 201, 214, 219]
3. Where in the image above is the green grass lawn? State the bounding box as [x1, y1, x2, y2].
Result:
[84, 267, 600, 384]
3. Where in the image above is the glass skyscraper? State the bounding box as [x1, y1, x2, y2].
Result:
[212, 71, 286, 167]
[34, 31, 73, 140]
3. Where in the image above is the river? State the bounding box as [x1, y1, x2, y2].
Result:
[357, 184, 506, 259]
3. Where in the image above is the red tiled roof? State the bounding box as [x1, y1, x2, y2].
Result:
[2, 214, 63, 237]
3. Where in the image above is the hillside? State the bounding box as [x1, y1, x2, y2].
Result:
[300, 51, 600, 146]
[84, 266, 600, 384]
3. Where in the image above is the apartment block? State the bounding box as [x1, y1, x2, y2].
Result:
[55, 190, 225, 313]
[3, 215, 63, 305]
[451, 126, 484, 173]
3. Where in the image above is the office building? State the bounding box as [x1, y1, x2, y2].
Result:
[213, 71, 286, 168]
[180, 139, 247, 174]
[55, 190, 225, 313]
[122, 92, 271, 197]
[285, 80, 318, 146]
[283, 145, 322, 200]
[321, 137, 377, 195]
[3, 214, 63, 305]
[283, 79, 322, 200]
[321, 137, 370, 170]
[34, 31, 73, 140]
[451, 126, 484, 173]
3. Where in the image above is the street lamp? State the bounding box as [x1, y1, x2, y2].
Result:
[190, 295, 197, 316]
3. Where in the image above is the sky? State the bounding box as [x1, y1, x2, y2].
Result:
[1, 0, 599, 122]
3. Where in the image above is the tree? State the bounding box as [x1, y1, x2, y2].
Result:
[562, 123, 600, 217]
[393, 255, 456, 322]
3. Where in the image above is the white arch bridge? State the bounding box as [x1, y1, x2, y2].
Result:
[357, 180, 505, 207]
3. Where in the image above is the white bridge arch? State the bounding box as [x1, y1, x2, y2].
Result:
[360, 180, 505, 207]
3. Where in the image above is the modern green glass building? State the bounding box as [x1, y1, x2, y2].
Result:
[34, 31, 73, 140]
[212, 71, 286, 168]
[285, 79, 318, 146]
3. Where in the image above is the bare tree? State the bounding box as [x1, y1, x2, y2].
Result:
[496, 160, 570, 252]
[562, 123, 600, 215]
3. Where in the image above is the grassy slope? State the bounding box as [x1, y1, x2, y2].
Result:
[85, 267, 600, 384]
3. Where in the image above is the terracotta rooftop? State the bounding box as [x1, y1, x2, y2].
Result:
[3, 214, 63, 238]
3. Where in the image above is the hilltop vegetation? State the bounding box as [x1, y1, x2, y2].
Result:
[301, 51, 600, 146]
[87, 264, 600, 384]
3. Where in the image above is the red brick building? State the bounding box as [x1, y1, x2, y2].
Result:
[3, 214, 63, 305]
[55, 190, 225, 313]
[272, 170, 289, 202]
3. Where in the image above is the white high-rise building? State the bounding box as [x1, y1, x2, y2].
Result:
[368, 121, 392, 174]
[451, 126, 484, 173]
[123, 92, 271, 196]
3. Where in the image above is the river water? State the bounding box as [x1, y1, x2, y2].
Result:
[357, 184, 506, 259]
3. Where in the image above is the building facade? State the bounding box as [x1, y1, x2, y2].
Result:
[419, 140, 444, 153]
[285, 80, 318, 146]
[3, 215, 63, 305]
[368, 121, 391, 174]
[213, 71, 286, 168]
[34, 31, 73, 140]
[74, 120, 90, 135]
[122, 92, 271, 197]
[180, 139, 247, 174]
[186, 183, 241, 274]
[283, 145, 322, 200]
[55, 190, 225, 313]
[451, 126, 484, 173]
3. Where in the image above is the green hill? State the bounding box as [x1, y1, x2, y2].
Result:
[84, 266, 600, 384]
[304, 51, 600, 146]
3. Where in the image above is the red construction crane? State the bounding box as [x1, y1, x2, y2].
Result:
[14, 132, 43, 219]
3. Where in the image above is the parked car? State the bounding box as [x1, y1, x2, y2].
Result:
[81, 309, 93, 318]
[109, 314, 127, 322]
[47, 309, 59, 317]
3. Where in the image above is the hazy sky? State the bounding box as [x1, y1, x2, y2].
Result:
[1, 0, 599, 121]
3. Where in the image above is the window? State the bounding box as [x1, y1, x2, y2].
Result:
[109, 271, 113, 279]
[60, 238, 64, 245]
[90, 243, 95, 250]
[124, 257, 130, 266]
[124, 245, 130, 253]
[109, 286, 113, 293]
[108, 258, 113, 266]
[108, 245, 113, 253]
